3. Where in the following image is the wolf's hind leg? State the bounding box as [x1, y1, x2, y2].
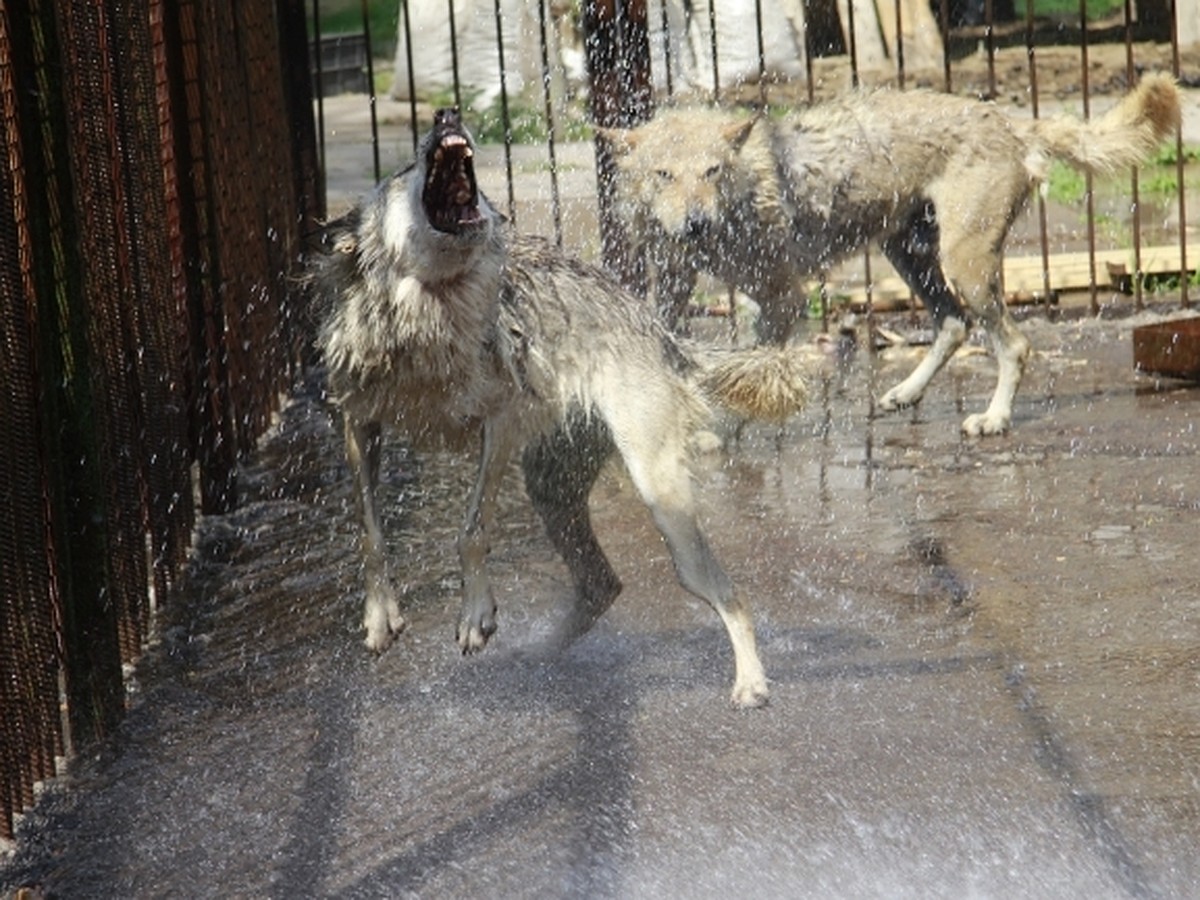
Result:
[346, 418, 406, 652]
[959, 287, 1029, 436]
[877, 207, 969, 413]
[938, 213, 1030, 436]
[653, 502, 768, 708]
[523, 418, 623, 646]
[613, 407, 768, 708]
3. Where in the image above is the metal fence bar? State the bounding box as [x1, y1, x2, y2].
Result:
[1170, 0, 1190, 307]
[492, 0, 517, 223]
[400, 0, 419, 156]
[1025, 2, 1054, 311]
[1079, 0, 1100, 314]
[1124, 0, 1145, 310]
[538, 0, 564, 247]
[447, 0, 464, 110]
[706, 0, 720, 100]
[658, 0, 675, 97]
[585, 0, 653, 290]
[361, 0, 381, 182]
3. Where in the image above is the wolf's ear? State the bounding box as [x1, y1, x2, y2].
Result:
[595, 126, 639, 157]
[721, 117, 757, 151]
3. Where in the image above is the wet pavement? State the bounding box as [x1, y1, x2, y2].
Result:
[3, 305, 1200, 898]
[5, 91, 1200, 898]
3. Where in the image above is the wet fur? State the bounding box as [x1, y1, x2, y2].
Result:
[603, 74, 1181, 435]
[314, 112, 809, 707]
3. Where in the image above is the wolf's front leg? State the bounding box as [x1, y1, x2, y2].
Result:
[877, 315, 968, 413]
[456, 417, 520, 653]
[346, 418, 405, 651]
[655, 251, 699, 335]
[961, 312, 1030, 436]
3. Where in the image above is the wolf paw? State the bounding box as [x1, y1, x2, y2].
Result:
[456, 604, 497, 655]
[961, 411, 1010, 437]
[877, 384, 921, 412]
[363, 594, 406, 653]
[730, 678, 770, 709]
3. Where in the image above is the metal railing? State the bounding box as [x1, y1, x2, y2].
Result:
[322, 0, 1192, 315]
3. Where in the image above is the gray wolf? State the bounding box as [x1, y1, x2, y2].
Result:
[313, 109, 809, 707]
[602, 75, 1181, 435]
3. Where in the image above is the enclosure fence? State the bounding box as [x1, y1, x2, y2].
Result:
[1, 0, 320, 839]
[366, 0, 1193, 311]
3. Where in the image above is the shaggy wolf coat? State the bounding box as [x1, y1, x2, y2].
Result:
[603, 75, 1181, 435]
[313, 109, 810, 707]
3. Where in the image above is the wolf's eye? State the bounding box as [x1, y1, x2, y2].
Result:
[655, 169, 674, 182]
[703, 165, 721, 180]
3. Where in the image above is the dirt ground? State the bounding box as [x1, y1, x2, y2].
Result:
[777, 38, 1200, 104]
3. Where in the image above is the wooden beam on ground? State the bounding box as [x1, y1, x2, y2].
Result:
[828, 243, 1200, 311]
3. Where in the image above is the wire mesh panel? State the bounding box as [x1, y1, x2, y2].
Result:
[0, 0, 68, 844]
[0, 0, 319, 839]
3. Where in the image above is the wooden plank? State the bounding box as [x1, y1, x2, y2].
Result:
[1003, 244, 1198, 294]
[826, 243, 1198, 309]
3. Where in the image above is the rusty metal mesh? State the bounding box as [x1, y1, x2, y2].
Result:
[0, 0, 319, 840]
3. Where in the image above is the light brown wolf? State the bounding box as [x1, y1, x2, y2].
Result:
[602, 75, 1181, 435]
[312, 109, 810, 707]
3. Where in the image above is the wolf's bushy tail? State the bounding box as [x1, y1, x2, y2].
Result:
[690, 345, 813, 422]
[1029, 72, 1181, 178]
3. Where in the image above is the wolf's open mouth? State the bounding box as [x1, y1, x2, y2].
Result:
[423, 108, 486, 234]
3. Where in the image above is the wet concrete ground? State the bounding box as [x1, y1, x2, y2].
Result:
[3, 305, 1200, 898]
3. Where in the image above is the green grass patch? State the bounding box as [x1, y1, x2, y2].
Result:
[1017, 0, 1124, 19]
[423, 86, 593, 145]
[309, 0, 397, 57]
[1044, 144, 1198, 203]
[1044, 159, 1088, 204]
[1149, 142, 1200, 167]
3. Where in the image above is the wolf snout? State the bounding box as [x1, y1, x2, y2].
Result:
[433, 106, 462, 129]
[682, 210, 711, 239]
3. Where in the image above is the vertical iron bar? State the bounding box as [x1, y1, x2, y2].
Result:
[1079, 0, 1098, 315]
[1026, 0, 1051, 310]
[984, 0, 995, 98]
[707, 0, 719, 101]
[939, 0, 951, 91]
[584, 0, 652, 289]
[846, 0, 859, 88]
[803, 0, 815, 101]
[312, 0, 325, 176]
[754, 0, 766, 105]
[537, 0, 563, 246]
[359, 0, 380, 181]
[492, 0, 516, 223]
[400, 0, 418, 156]
[1123, 0, 1143, 310]
[447, 0, 463, 110]
[1168, 0, 1188, 307]
[659, 0, 674, 97]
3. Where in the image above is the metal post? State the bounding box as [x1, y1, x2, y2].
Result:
[583, 0, 652, 291]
